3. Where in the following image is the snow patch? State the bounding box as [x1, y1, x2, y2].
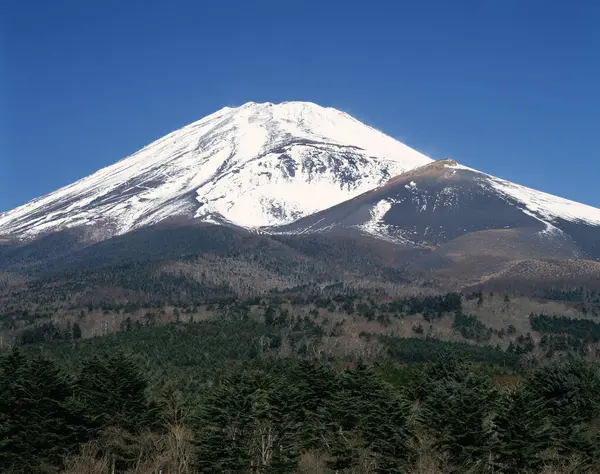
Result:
[357, 199, 410, 244]
[489, 178, 600, 227]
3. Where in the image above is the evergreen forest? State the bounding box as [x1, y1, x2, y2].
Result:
[2, 313, 600, 474]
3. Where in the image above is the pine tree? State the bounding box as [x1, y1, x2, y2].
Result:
[492, 389, 552, 473]
[72, 322, 82, 339]
[264, 305, 276, 326]
[0, 349, 90, 473]
[74, 352, 160, 472]
[194, 366, 302, 473]
[287, 360, 338, 450]
[525, 358, 600, 464]
[327, 362, 415, 472]
[421, 358, 497, 469]
[76, 352, 158, 433]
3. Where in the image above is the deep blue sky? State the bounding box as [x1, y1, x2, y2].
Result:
[2, 0, 599, 212]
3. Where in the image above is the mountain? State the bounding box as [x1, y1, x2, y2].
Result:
[276, 159, 600, 253]
[275, 159, 600, 284]
[2, 100, 600, 292]
[0, 101, 431, 240]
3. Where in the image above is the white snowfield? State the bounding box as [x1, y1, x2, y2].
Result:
[0, 101, 433, 237]
[445, 162, 600, 227]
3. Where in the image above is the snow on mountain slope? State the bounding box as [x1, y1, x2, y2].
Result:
[0, 101, 433, 238]
[275, 159, 600, 259]
[446, 162, 600, 227]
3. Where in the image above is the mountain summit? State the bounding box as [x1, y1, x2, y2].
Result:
[0, 101, 432, 238]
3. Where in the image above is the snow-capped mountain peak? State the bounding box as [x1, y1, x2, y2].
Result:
[276, 158, 600, 260]
[0, 101, 433, 238]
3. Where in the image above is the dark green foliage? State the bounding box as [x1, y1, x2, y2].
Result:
[514, 332, 536, 354]
[19, 321, 70, 345]
[77, 352, 159, 433]
[526, 358, 600, 425]
[25, 320, 280, 395]
[382, 292, 462, 321]
[525, 358, 600, 465]
[542, 287, 600, 315]
[452, 311, 492, 342]
[0, 348, 160, 473]
[492, 389, 552, 473]
[421, 357, 498, 469]
[286, 360, 338, 450]
[412, 322, 424, 334]
[194, 366, 302, 473]
[539, 333, 585, 355]
[72, 322, 82, 339]
[377, 334, 521, 368]
[264, 305, 276, 325]
[0, 349, 89, 473]
[3, 318, 600, 473]
[531, 313, 600, 342]
[195, 360, 416, 473]
[327, 363, 415, 472]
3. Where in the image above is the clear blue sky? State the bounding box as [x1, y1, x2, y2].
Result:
[2, 0, 599, 212]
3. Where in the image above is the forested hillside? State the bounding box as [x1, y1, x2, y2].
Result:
[2, 314, 600, 474]
[3, 229, 600, 473]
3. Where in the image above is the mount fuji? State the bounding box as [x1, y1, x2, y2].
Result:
[0, 101, 432, 239]
[1, 101, 600, 290]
